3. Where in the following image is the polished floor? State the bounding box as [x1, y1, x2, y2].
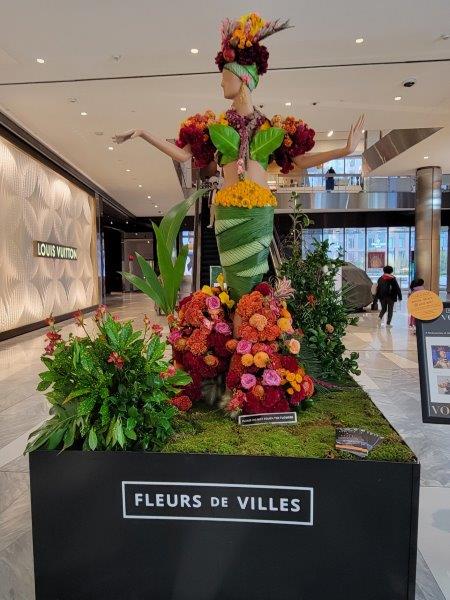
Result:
[0, 294, 449, 599]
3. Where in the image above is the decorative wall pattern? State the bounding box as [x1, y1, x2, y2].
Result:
[0, 136, 98, 333]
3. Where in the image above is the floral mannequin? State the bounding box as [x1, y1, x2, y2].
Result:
[114, 13, 364, 299]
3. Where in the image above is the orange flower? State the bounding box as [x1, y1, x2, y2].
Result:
[204, 354, 219, 367]
[253, 384, 265, 398]
[325, 323, 335, 334]
[241, 353, 254, 367]
[287, 338, 301, 354]
[264, 324, 281, 341]
[254, 351, 270, 368]
[237, 291, 264, 318]
[280, 308, 291, 319]
[238, 325, 259, 343]
[249, 313, 268, 332]
[186, 328, 209, 355]
[277, 317, 293, 333]
[226, 339, 238, 353]
[174, 338, 187, 351]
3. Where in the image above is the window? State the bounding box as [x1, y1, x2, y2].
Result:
[345, 228, 365, 270]
[323, 228, 344, 259]
[440, 226, 448, 290]
[366, 227, 387, 283]
[303, 228, 323, 255]
[181, 230, 194, 277]
[388, 227, 410, 289]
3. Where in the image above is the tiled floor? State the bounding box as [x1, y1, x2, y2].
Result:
[0, 295, 449, 599]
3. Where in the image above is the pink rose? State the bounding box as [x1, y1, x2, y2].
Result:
[206, 295, 221, 311]
[202, 318, 214, 332]
[269, 300, 281, 317]
[262, 369, 282, 387]
[168, 330, 182, 345]
[215, 321, 232, 336]
[241, 373, 257, 390]
[236, 340, 252, 355]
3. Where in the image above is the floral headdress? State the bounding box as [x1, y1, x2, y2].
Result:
[215, 13, 291, 91]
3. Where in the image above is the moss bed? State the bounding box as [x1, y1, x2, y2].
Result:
[162, 387, 416, 463]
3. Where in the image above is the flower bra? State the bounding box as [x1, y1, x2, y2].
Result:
[176, 109, 315, 175]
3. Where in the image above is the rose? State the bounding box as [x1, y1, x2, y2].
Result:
[287, 338, 301, 354]
[215, 321, 231, 336]
[202, 318, 214, 332]
[226, 339, 238, 353]
[325, 323, 335, 334]
[241, 373, 257, 390]
[168, 330, 182, 345]
[236, 340, 252, 355]
[262, 369, 282, 387]
[206, 295, 221, 311]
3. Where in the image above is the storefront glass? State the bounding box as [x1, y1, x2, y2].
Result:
[388, 227, 410, 289]
[366, 227, 387, 283]
[344, 228, 366, 270]
[303, 228, 323, 254]
[440, 226, 448, 289]
[323, 228, 344, 258]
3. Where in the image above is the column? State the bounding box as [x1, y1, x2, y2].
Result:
[415, 166, 442, 293]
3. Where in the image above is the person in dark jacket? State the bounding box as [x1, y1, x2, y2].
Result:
[325, 167, 336, 191]
[376, 265, 402, 327]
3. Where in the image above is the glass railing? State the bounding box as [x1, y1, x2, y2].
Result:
[269, 174, 419, 193]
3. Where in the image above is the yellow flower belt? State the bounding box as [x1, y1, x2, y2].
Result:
[214, 180, 277, 209]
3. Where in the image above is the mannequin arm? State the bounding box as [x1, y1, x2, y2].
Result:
[294, 114, 365, 169]
[112, 129, 193, 163]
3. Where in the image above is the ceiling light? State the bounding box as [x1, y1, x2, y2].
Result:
[180, 107, 187, 111]
[80, 111, 88, 116]
[394, 96, 402, 101]
[138, 184, 142, 188]
[36, 58, 45, 64]
[110, 221, 113, 225]
[108, 146, 114, 151]
[424, 155, 429, 159]
[355, 38, 364, 44]
[147, 241, 150, 244]
[327, 130, 334, 137]
[285, 101, 292, 107]
[147, 195, 151, 199]
[126, 169, 131, 172]
[125, 221, 129, 224]
[154, 204, 158, 208]
[362, 129, 365, 133]
[190, 48, 199, 54]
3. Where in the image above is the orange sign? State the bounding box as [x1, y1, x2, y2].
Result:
[407, 290, 443, 321]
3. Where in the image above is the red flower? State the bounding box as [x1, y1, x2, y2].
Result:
[94, 304, 108, 321]
[46, 331, 61, 342]
[281, 355, 298, 372]
[73, 310, 84, 326]
[46, 315, 55, 327]
[152, 323, 164, 336]
[44, 342, 56, 356]
[307, 294, 316, 306]
[254, 282, 273, 297]
[244, 391, 265, 415]
[107, 351, 125, 370]
[161, 364, 177, 379]
[171, 395, 192, 412]
[289, 389, 306, 406]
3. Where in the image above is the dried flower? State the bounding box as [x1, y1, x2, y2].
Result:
[152, 323, 164, 336]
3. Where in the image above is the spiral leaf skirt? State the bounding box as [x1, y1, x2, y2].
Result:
[215, 205, 274, 300]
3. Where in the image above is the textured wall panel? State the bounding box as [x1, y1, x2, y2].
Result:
[0, 135, 98, 333]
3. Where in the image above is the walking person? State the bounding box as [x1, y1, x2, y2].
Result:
[376, 265, 402, 328]
[408, 278, 425, 333]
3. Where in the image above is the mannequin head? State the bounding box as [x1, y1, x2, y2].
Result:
[221, 68, 245, 100]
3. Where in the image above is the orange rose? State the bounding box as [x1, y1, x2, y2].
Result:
[325, 324, 335, 334]
[226, 339, 238, 353]
[253, 384, 265, 398]
[287, 338, 301, 354]
[254, 351, 270, 368]
[241, 353, 254, 367]
[204, 354, 219, 367]
[277, 317, 294, 333]
[249, 313, 268, 332]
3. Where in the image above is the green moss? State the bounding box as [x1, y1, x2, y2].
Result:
[161, 388, 416, 463]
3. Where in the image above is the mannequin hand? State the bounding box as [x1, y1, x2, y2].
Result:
[345, 115, 365, 154]
[112, 129, 142, 144]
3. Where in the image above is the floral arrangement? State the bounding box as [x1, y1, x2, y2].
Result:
[225, 281, 314, 415]
[176, 110, 217, 168]
[215, 13, 290, 76]
[271, 115, 316, 174]
[26, 307, 192, 453]
[168, 277, 235, 402]
[214, 179, 277, 208]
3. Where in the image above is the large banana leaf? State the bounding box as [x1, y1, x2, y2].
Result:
[152, 222, 178, 308]
[208, 124, 240, 161]
[159, 188, 206, 257]
[250, 127, 284, 164]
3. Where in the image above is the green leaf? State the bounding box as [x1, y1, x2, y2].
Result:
[37, 380, 52, 392]
[159, 188, 206, 257]
[124, 428, 137, 441]
[170, 244, 189, 308]
[62, 387, 91, 405]
[47, 428, 66, 451]
[116, 418, 125, 448]
[121, 271, 167, 314]
[88, 427, 98, 450]
[250, 127, 284, 163]
[220, 155, 237, 166]
[208, 124, 239, 160]
[62, 420, 76, 450]
[103, 317, 119, 346]
[153, 223, 177, 307]
[76, 396, 96, 417]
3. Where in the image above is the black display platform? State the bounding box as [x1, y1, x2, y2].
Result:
[29, 451, 419, 600]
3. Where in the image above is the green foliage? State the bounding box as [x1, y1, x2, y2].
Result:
[208, 124, 240, 164]
[280, 195, 360, 380]
[162, 390, 415, 463]
[26, 313, 191, 454]
[122, 189, 206, 315]
[249, 127, 285, 169]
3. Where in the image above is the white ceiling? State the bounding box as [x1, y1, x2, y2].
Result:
[0, 0, 450, 215]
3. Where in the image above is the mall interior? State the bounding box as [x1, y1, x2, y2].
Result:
[1, 2, 450, 599]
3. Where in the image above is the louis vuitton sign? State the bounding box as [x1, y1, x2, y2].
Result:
[34, 241, 78, 260]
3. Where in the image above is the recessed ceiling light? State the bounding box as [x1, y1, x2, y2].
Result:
[362, 129, 365, 133]
[125, 221, 129, 224]
[126, 169, 131, 172]
[424, 155, 429, 159]
[36, 58, 45, 64]
[394, 96, 402, 101]
[355, 38, 364, 44]
[108, 146, 114, 151]
[180, 107, 187, 111]
[147, 195, 151, 199]
[327, 130, 334, 137]
[80, 111, 88, 116]
[110, 221, 113, 225]
[154, 204, 158, 208]
[285, 101, 292, 107]
[138, 184, 142, 188]
[190, 48, 199, 54]
[147, 240, 150, 244]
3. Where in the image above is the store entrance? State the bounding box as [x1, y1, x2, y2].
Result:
[103, 227, 123, 295]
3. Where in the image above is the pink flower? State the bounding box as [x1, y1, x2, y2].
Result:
[269, 300, 281, 317]
[236, 340, 252, 355]
[202, 318, 214, 332]
[227, 390, 246, 412]
[161, 364, 177, 379]
[206, 295, 221, 311]
[262, 369, 282, 387]
[237, 158, 245, 176]
[168, 330, 182, 345]
[152, 323, 164, 336]
[107, 352, 125, 370]
[73, 310, 84, 326]
[215, 321, 232, 336]
[94, 304, 108, 321]
[241, 373, 257, 390]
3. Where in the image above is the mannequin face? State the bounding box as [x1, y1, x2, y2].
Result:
[221, 69, 242, 99]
